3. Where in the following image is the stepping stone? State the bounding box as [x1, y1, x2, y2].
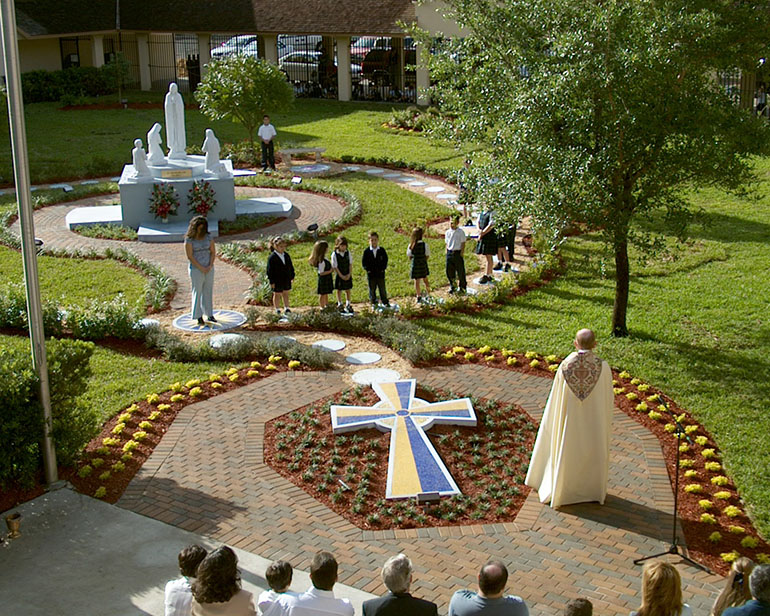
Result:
[269, 335, 297, 344]
[408, 180, 427, 186]
[352, 368, 402, 385]
[110, 176, 121, 182]
[365, 168, 384, 174]
[209, 333, 249, 348]
[312, 339, 346, 352]
[291, 163, 330, 174]
[172, 309, 246, 332]
[424, 186, 444, 193]
[49, 183, 73, 191]
[232, 168, 257, 177]
[437, 193, 459, 200]
[345, 352, 381, 365]
[135, 318, 160, 329]
[29, 186, 39, 192]
[395, 176, 413, 182]
[80, 180, 99, 185]
[342, 166, 360, 171]
[383, 172, 402, 178]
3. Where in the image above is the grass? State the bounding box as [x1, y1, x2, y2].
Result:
[0, 244, 145, 308]
[417, 159, 770, 538]
[236, 174, 478, 306]
[0, 96, 467, 184]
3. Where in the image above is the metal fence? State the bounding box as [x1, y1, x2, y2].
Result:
[144, 33, 201, 93]
[103, 33, 140, 88]
[351, 36, 416, 103]
[718, 69, 742, 106]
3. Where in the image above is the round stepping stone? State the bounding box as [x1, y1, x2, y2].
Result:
[209, 333, 249, 348]
[396, 176, 413, 182]
[269, 335, 297, 344]
[383, 172, 402, 178]
[352, 368, 402, 385]
[365, 168, 384, 174]
[342, 165, 360, 171]
[437, 193, 459, 200]
[312, 338, 347, 352]
[424, 186, 445, 193]
[345, 352, 381, 365]
[172, 309, 246, 332]
[291, 163, 330, 174]
[409, 180, 427, 186]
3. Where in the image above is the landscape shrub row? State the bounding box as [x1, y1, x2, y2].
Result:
[22, 66, 118, 104]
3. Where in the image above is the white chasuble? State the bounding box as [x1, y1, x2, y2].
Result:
[525, 351, 613, 508]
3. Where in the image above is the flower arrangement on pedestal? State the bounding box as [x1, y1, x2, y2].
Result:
[188, 180, 217, 217]
[148, 183, 180, 220]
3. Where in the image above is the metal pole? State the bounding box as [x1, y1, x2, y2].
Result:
[0, 0, 58, 484]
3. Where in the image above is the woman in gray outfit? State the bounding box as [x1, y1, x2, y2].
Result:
[184, 216, 216, 326]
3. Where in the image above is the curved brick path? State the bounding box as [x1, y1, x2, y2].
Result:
[119, 363, 721, 615]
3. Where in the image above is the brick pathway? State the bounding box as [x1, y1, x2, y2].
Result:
[118, 365, 721, 615]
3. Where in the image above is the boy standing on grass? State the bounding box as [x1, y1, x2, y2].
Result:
[362, 231, 390, 308]
[258, 114, 277, 172]
[445, 214, 467, 294]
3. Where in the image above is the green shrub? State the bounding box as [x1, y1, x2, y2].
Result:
[21, 66, 113, 104]
[0, 283, 66, 336]
[0, 339, 95, 486]
[67, 295, 143, 340]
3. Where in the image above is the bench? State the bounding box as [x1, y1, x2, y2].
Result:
[279, 147, 326, 166]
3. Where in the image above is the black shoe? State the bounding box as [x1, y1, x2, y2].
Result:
[207, 315, 218, 323]
[458, 288, 467, 295]
[479, 275, 491, 284]
[464, 219, 473, 226]
[284, 308, 291, 314]
[449, 287, 456, 295]
[346, 304, 354, 314]
[493, 262, 503, 271]
[197, 317, 205, 326]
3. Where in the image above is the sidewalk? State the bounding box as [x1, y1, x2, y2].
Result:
[0, 486, 375, 615]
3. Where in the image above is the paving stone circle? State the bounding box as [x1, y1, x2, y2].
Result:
[345, 351, 382, 365]
[291, 164, 331, 174]
[365, 168, 384, 174]
[351, 368, 402, 385]
[172, 309, 246, 332]
[424, 186, 445, 193]
[382, 172, 402, 178]
[437, 193, 459, 200]
[409, 180, 427, 186]
[311, 338, 347, 352]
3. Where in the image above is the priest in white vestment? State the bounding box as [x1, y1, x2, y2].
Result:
[525, 328, 613, 508]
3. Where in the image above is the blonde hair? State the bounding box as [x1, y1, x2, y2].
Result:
[308, 240, 328, 267]
[334, 235, 348, 251]
[711, 558, 755, 616]
[637, 562, 684, 616]
[269, 236, 284, 252]
[409, 227, 423, 250]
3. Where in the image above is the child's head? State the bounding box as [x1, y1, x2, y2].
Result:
[410, 228, 423, 244]
[368, 231, 379, 248]
[450, 214, 460, 229]
[309, 240, 328, 266]
[178, 544, 208, 578]
[266, 560, 293, 592]
[263, 114, 271, 125]
[335, 235, 348, 251]
[270, 236, 286, 253]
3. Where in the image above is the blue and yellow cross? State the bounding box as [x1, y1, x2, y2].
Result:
[331, 380, 476, 499]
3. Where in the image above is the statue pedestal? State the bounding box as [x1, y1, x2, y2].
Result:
[118, 155, 235, 229]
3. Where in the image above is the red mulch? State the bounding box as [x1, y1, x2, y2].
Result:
[264, 385, 536, 530]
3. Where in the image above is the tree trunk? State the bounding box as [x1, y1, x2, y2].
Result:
[612, 234, 630, 337]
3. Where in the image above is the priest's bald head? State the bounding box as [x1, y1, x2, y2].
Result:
[574, 328, 596, 351]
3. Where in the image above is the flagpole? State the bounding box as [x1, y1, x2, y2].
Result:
[0, 0, 58, 484]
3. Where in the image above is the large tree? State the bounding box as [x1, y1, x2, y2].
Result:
[195, 55, 294, 155]
[421, 0, 770, 336]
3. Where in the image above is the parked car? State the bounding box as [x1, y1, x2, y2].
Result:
[210, 35, 291, 59]
[278, 50, 361, 83]
[361, 37, 416, 80]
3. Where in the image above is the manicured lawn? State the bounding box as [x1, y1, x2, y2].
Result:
[417, 159, 770, 538]
[255, 174, 477, 306]
[0, 244, 146, 308]
[0, 97, 466, 184]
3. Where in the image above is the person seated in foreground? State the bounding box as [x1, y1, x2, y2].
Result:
[165, 544, 208, 616]
[259, 560, 299, 616]
[191, 546, 256, 616]
[362, 553, 438, 616]
[712, 557, 756, 616]
[564, 598, 593, 616]
[722, 565, 770, 616]
[284, 551, 354, 616]
[448, 560, 529, 616]
[630, 562, 691, 616]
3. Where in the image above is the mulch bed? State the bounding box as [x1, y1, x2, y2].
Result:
[61, 102, 199, 111]
[264, 384, 536, 529]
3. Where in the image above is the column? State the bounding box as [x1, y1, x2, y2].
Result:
[136, 33, 151, 91]
[394, 37, 405, 93]
[336, 36, 351, 101]
[91, 34, 104, 68]
[739, 71, 756, 110]
[198, 33, 211, 77]
[416, 41, 430, 106]
[262, 34, 279, 65]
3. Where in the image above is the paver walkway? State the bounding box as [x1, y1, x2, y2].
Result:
[119, 363, 721, 615]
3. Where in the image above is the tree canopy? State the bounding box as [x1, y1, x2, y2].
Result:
[195, 55, 294, 150]
[420, 0, 770, 335]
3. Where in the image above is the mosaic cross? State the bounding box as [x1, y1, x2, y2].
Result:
[331, 380, 476, 499]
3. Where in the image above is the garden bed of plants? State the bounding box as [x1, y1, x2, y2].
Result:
[264, 384, 537, 529]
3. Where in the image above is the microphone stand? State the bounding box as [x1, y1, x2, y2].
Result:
[633, 396, 712, 574]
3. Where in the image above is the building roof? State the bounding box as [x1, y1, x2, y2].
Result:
[15, 0, 415, 37]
